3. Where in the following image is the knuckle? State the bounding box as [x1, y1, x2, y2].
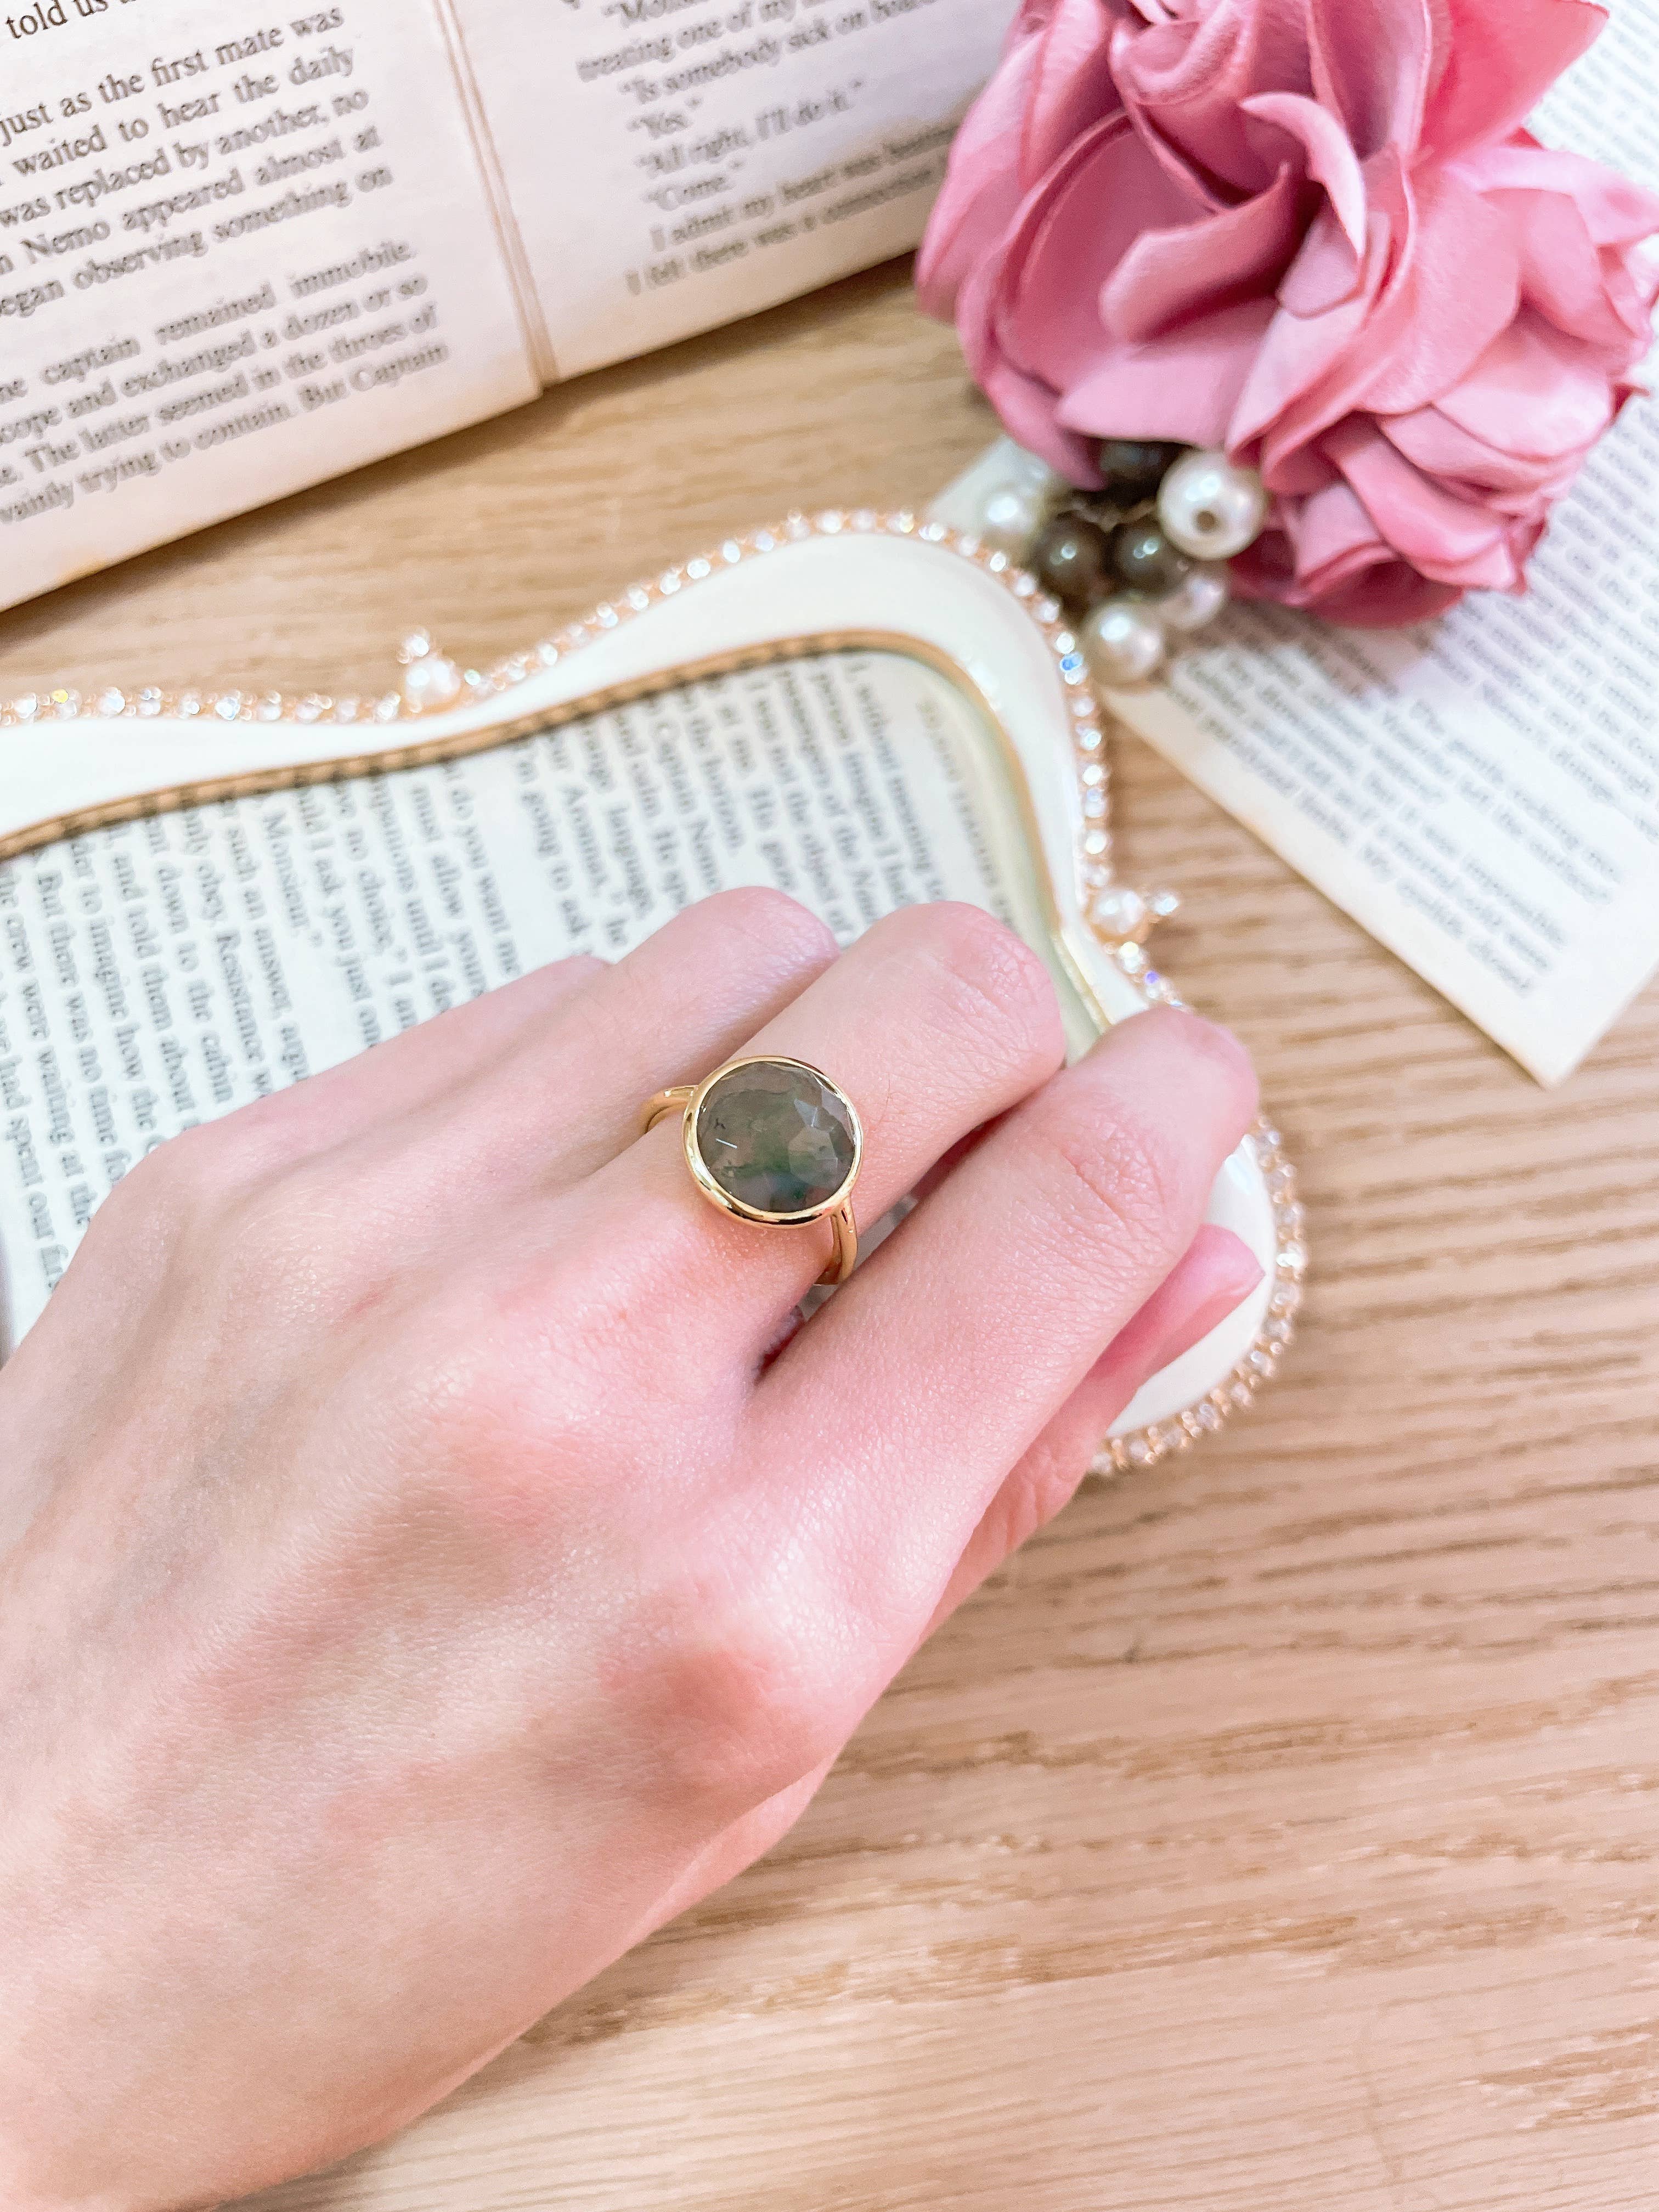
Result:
[479, 1319, 613, 1469]
[207, 1133, 422, 1327]
[414, 1244, 737, 1510]
[404, 1321, 605, 1525]
[96, 1120, 246, 1240]
[976, 1444, 1085, 1575]
[529, 949, 607, 1000]
[625, 1561, 834, 1811]
[212, 1165, 341, 1306]
[603, 889, 839, 1050]
[1154, 1007, 1260, 1125]
[551, 948, 608, 982]
[1012, 1436, 1091, 1545]
[896, 902, 1063, 1076]
[1045, 1091, 1191, 1271]
[697, 885, 840, 974]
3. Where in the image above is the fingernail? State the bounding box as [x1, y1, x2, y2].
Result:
[1115, 1225, 1264, 1390]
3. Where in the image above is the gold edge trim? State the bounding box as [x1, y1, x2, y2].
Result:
[0, 623, 1107, 1032]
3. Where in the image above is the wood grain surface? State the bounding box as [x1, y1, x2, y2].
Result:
[7, 263, 1658, 2212]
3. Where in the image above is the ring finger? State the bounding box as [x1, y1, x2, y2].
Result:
[556, 900, 1069, 1375]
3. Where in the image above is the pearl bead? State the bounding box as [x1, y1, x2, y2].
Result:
[1030, 514, 1113, 606]
[1108, 518, 1192, 597]
[1155, 561, 1231, 633]
[1081, 596, 1166, 687]
[1157, 449, 1268, 561]
[975, 481, 1049, 560]
[1091, 885, 1149, 940]
[1007, 448, 1070, 498]
[402, 654, 462, 712]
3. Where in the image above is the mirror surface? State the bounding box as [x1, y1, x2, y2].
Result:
[0, 647, 1103, 1350]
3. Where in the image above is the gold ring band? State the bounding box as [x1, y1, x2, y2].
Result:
[640, 1056, 862, 1288]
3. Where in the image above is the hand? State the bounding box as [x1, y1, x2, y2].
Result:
[0, 890, 1260, 2211]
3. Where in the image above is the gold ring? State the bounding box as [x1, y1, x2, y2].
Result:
[640, 1055, 862, 1288]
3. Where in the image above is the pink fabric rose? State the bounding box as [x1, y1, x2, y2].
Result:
[919, 0, 1659, 625]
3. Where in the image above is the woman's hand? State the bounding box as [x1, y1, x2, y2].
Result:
[0, 890, 1260, 2211]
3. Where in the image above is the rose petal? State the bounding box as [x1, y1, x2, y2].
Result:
[1102, 163, 1304, 340]
[1058, 296, 1278, 445]
[1266, 441, 1342, 495]
[1238, 517, 1469, 624]
[1324, 414, 1524, 584]
[1457, 135, 1659, 247]
[1111, 0, 1315, 203]
[1248, 150, 1415, 471]
[1022, 0, 1128, 182]
[1485, 183, 1655, 353]
[1286, 472, 1389, 574]
[1309, 562, 1470, 623]
[957, 250, 1103, 481]
[1423, 0, 1606, 161]
[1277, 195, 1368, 315]
[1433, 307, 1622, 459]
[1241, 89, 1369, 251]
[1357, 165, 1520, 412]
[916, 30, 1047, 316]
[1230, 210, 1390, 459]
[1382, 404, 1586, 495]
[1252, 148, 1504, 473]
[1000, 111, 1198, 390]
[920, 0, 1657, 630]
[1307, 0, 1434, 161]
[983, 349, 1104, 481]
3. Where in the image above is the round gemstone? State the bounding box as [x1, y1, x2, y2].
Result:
[694, 1060, 857, 1220]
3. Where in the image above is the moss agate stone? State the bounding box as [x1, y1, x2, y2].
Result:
[694, 1061, 857, 1218]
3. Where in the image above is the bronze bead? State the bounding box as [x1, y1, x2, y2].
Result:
[1098, 438, 1185, 501]
[1030, 514, 1113, 606]
[1109, 517, 1194, 597]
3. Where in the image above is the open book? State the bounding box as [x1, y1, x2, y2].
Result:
[0, 0, 1012, 611]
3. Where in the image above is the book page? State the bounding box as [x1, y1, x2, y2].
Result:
[0, 648, 1079, 1352]
[1099, 1, 1659, 1086]
[449, 0, 1015, 380]
[0, 0, 538, 613]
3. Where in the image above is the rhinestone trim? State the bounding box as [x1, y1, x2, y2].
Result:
[4, 507, 1301, 1466]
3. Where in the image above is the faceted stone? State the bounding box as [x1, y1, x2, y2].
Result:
[695, 1060, 857, 1218]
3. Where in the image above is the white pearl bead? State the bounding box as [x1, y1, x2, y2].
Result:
[402, 654, 462, 712]
[1157, 450, 1268, 561]
[976, 481, 1049, 560]
[1007, 445, 1070, 498]
[1091, 886, 1148, 939]
[1155, 561, 1232, 633]
[1081, 596, 1166, 687]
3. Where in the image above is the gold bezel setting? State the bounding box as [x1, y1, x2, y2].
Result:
[0, 508, 1305, 1472]
[682, 1057, 864, 1230]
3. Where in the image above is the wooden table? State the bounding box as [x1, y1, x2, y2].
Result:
[8, 263, 1658, 2212]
